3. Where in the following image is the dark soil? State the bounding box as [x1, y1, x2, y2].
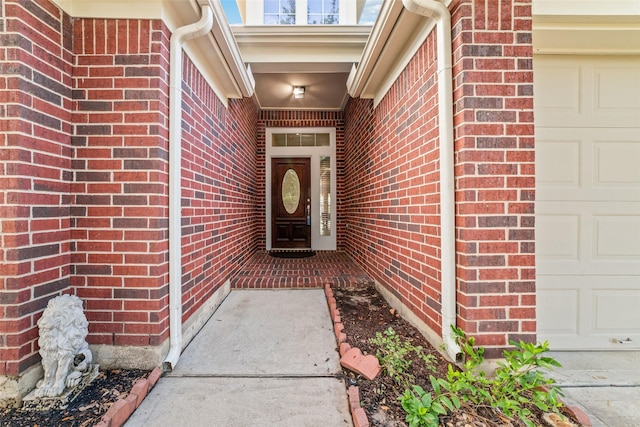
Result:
[334, 286, 584, 427]
[0, 369, 150, 427]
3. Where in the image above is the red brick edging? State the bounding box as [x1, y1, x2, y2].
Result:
[324, 284, 591, 427]
[94, 367, 163, 427]
[325, 284, 372, 427]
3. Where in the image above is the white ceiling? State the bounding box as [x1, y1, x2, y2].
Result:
[231, 25, 372, 111]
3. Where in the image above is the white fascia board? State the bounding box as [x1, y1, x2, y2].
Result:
[346, 0, 404, 97]
[533, 0, 640, 17]
[232, 25, 371, 46]
[232, 25, 371, 65]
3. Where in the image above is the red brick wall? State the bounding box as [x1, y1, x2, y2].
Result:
[0, 0, 74, 376]
[71, 18, 171, 347]
[256, 111, 345, 249]
[344, 0, 535, 357]
[344, 35, 443, 335]
[1, 3, 259, 377]
[180, 59, 258, 321]
[451, 0, 535, 357]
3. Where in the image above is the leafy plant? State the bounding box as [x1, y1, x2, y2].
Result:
[398, 326, 565, 427]
[369, 327, 436, 388]
[446, 326, 565, 427]
[400, 382, 460, 427]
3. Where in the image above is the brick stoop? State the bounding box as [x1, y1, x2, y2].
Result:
[232, 251, 374, 289]
[94, 367, 163, 427]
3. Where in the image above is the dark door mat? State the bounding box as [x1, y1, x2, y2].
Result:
[269, 250, 316, 259]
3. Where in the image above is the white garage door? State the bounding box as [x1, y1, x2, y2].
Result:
[535, 55, 640, 349]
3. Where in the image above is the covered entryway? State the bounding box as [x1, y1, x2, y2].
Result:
[535, 55, 640, 349]
[266, 128, 337, 251]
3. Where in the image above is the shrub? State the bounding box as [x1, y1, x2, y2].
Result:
[369, 327, 436, 389]
[398, 326, 565, 427]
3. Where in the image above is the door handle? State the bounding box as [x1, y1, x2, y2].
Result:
[306, 198, 311, 226]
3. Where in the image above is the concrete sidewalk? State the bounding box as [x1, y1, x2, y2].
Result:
[125, 289, 352, 427]
[546, 351, 640, 427]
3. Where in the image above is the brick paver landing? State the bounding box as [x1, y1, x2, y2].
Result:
[231, 250, 373, 288]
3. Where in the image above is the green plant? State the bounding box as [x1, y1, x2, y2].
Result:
[369, 327, 436, 388]
[445, 326, 564, 427]
[398, 327, 565, 427]
[399, 383, 460, 427]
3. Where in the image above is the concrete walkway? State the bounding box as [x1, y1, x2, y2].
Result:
[546, 351, 640, 426]
[125, 289, 352, 427]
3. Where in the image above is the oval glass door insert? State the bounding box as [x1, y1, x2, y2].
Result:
[282, 169, 301, 214]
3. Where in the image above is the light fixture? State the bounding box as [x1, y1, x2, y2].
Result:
[293, 86, 305, 99]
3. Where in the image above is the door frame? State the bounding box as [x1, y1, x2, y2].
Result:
[266, 127, 337, 251]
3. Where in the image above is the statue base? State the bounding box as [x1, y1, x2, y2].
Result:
[22, 364, 100, 411]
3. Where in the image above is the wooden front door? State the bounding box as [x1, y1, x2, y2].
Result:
[271, 158, 311, 249]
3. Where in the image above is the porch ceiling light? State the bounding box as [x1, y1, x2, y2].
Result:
[293, 86, 305, 99]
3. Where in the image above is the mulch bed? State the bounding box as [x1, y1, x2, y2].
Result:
[333, 285, 585, 427]
[0, 369, 150, 427]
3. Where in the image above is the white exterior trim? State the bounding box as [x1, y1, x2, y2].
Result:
[266, 127, 337, 251]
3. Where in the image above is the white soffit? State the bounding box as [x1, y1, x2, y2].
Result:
[231, 25, 371, 64]
[49, 0, 254, 103]
[347, 0, 439, 106]
[533, 0, 640, 54]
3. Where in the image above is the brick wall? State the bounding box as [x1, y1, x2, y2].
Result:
[71, 18, 171, 348]
[1, 1, 259, 378]
[451, 0, 535, 357]
[0, 0, 74, 376]
[344, 35, 443, 335]
[180, 59, 258, 321]
[344, 0, 535, 357]
[256, 111, 345, 249]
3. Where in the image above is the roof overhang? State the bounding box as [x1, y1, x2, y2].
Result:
[346, 0, 451, 107]
[231, 25, 370, 111]
[50, 0, 255, 106]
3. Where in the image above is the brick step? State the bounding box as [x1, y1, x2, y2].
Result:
[230, 251, 374, 289]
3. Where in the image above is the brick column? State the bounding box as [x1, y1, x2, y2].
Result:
[71, 19, 171, 348]
[451, 0, 535, 357]
[0, 1, 74, 376]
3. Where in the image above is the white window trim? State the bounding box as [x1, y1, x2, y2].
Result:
[246, 0, 356, 25]
[266, 127, 337, 251]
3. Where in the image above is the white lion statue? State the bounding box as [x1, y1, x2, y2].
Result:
[34, 294, 93, 398]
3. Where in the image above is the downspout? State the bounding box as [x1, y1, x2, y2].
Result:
[402, 0, 461, 362]
[164, 4, 214, 371]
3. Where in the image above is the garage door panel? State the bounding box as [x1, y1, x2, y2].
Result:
[536, 214, 580, 261]
[593, 290, 640, 334]
[537, 288, 579, 337]
[536, 128, 640, 202]
[594, 141, 640, 187]
[537, 202, 640, 276]
[538, 277, 640, 349]
[534, 64, 581, 114]
[595, 67, 640, 113]
[535, 56, 640, 128]
[594, 215, 640, 259]
[536, 138, 581, 189]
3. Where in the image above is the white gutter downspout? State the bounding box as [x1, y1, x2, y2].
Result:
[402, 0, 461, 362]
[164, 4, 214, 371]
